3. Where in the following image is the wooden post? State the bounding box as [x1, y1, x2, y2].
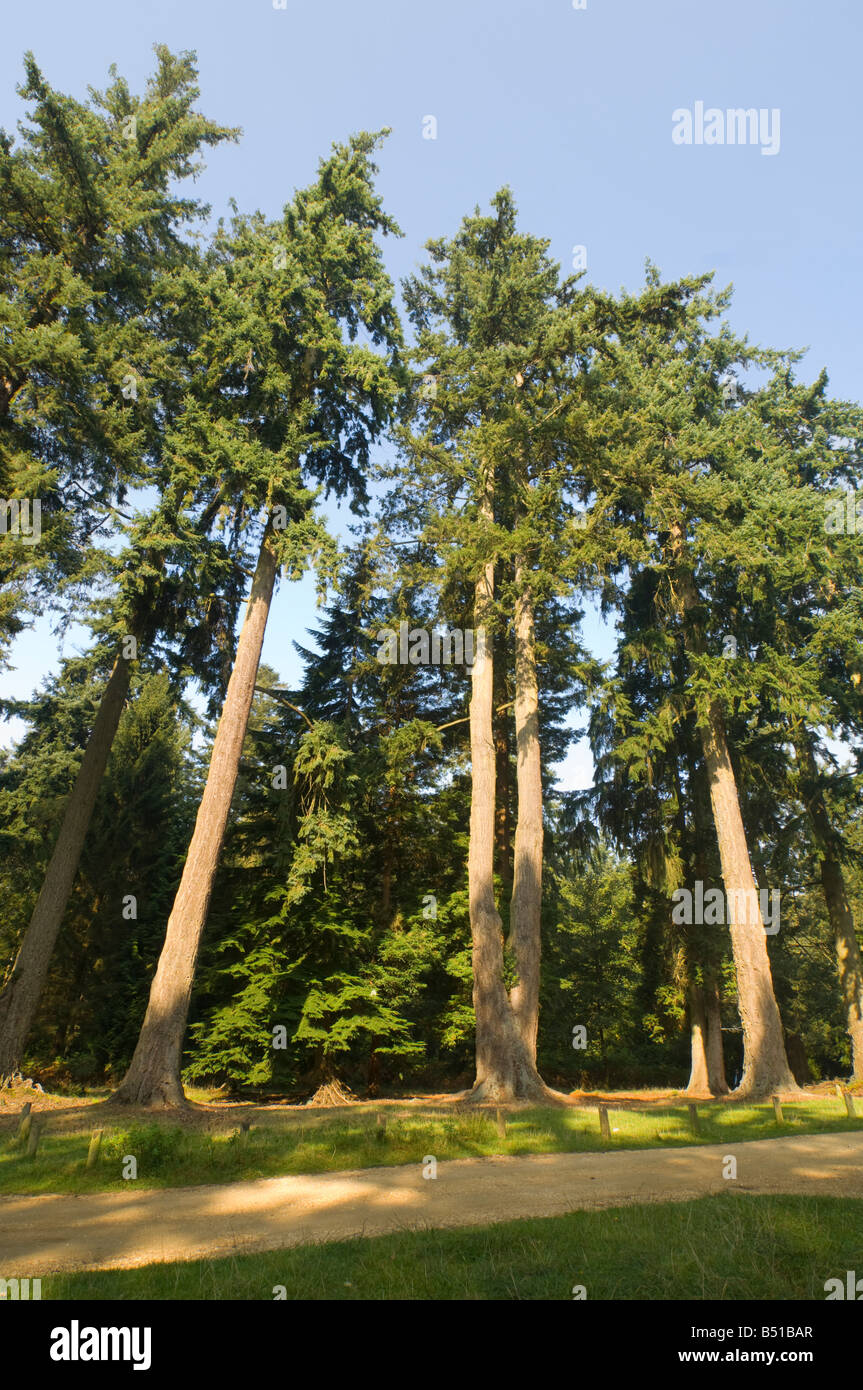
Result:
[86, 1130, 103, 1169]
[687, 1103, 700, 1136]
[835, 1083, 856, 1118]
[375, 1114, 387, 1141]
[495, 1108, 507, 1140]
[238, 1118, 251, 1145]
[16, 1102, 32, 1143]
[26, 1117, 44, 1158]
[771, 1095, 784, 1124]
[598, 1104, 611, 1139]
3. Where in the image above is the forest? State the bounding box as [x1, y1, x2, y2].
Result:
[2, 45, 862, 1115]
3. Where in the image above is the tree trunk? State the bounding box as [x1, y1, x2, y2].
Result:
[689, 757, 729, 1095]
[0, 653, 132, 1078]
[493, 643, 512, 887]
[784, 1031, 813, 1086]
[704, 979, 730, 1094]
[670, 525, 796, 1097]
[381, 846, 392, 916]
[685, 980, 711, 1095]
[697, 705, 796, 1095]
[113, 527, 279, 1107]
[797, 737, 863, 1079]
[507, 563, 543, 1061]
[467, 486, 549, 1104]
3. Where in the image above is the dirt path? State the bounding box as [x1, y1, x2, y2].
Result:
[2, 1131, 861, 1275]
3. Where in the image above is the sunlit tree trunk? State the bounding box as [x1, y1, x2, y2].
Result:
[508, 562, 543, 1061]
[114, 527, 279, 1106]
[685, 978, 710, 1095]
[467, 484, 548, 1103]
[671, 525, 796, 1097]
[704, 979, 729, 1094]
[493, 637, 513, 887]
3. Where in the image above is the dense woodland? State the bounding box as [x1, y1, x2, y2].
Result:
[1, 50, 862, 1107]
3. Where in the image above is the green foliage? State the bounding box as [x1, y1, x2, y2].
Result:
[0, 47, 237, 660]
[1, 51, 862, 1103]
[541, 844, 642, 1082]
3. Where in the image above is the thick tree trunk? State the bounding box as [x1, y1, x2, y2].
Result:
[697, 706, 796, 1096]
[704, 979, 730, 1094]
[685, 980, 711, 1095]
[113, 527, 279, 1107]
[689, 758, 729, 1095]
[0, 653, 132, 1078]
[508, 563, 543, 1061]
[493, 646, 512, 887]
[797, 738, 863, 1079]
[467, 488, 548, 1104]
[671, 526, 796, 1097]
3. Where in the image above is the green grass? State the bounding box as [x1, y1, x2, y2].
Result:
[40, 1195, 863, 1300]
[1, 1098, 859, 1195]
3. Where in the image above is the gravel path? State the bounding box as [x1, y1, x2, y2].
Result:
[2, 1131, 861, 1275]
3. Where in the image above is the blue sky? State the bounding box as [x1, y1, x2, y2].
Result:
[2, 0, 861, 786]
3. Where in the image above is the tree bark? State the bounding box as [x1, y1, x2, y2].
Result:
[784, 1031, 813, 1086]
[467, 485, 549, 1104]
[797, 737, 863, 1079]
[670, 525, 796, 1097]
[685, 980, 711, 1095]
[697, 703, 796, 1095]
[113, 527, 279, 1107]
[704, 979, 730, 1094]
[507, 562, 543, 1061]
[0, 653, 132, 1078]
[689, 758, 729, 1095]
[493, 643, 512, 888]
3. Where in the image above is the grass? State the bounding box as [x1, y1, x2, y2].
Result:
[39, 1194, 863, 1300]
[1, 1097, 859, 1195]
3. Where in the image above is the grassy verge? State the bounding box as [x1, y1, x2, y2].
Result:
[40, 1195, 861, 1300]
[1, 1099, 859, 1195]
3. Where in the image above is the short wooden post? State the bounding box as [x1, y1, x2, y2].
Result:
[835, 1083, 856, 1118]
[86, 1130, 103, 1169]
[238, 1118, 251, 1144]
[598, 1104, 611, 1139]
[26, 1117, 44, 1158]
[687, 1103, 700, 1136]
[16, 1102, 32, 1142]
[375, 1113, 387, 1141]
[771, 1095, 784, 1124]
[495, 1108, 507, 1140]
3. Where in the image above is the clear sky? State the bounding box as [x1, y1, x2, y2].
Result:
[2, 0, 861, 787]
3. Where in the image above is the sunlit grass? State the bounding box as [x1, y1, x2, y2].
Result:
[1, 1097, 859, 1195]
